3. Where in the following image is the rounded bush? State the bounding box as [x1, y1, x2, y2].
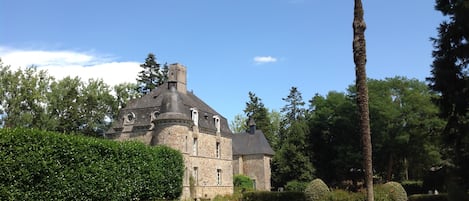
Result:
[304, 178, 330, 201]
[383, 181, 408, 201]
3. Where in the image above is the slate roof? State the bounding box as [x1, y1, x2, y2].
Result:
[232, 130, 275, 156]
[106, 82, 232, 136]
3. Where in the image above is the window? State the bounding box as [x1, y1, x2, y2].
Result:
[124, 112, 136, 125]
[190, 108, 198, 126]
[193, 167, 198, 185]
[185, 136, 188, 152]
[193, 138, 198, 156]
[213, 115, 220, 132]
[216, 169, 222, 186]
[216, 142, 221, 158]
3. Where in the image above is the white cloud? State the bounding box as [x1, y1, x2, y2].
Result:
[253, 56, 277, 64]
[0, 47, 140, 87]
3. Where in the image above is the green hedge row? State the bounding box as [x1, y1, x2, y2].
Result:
[243, 191, 306, 201]
[408, 193, 469, 201]
[408, 194, 448, 201]
[0, 128, 184, 200]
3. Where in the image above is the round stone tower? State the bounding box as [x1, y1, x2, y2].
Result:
[150, 83, 192, 151]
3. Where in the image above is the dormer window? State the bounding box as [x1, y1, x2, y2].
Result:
[213, 115, 220, 132]
[124, 112, 136, 125]
[190, 108, 199, 126]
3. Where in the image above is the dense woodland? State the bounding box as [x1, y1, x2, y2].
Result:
[0, 0, 468, 197]
[233, 78, 444, 188]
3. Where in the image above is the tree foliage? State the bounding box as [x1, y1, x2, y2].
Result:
[136, 53, 168, 95]
[0, 61, 128, 136]
[307, 77, 443, 187]
[113, 82, 141, 110]
[0, 64, 53, 129]
[428, 0, 469, 188]
[243, 92, 277, 146]
[230, 114, 248, 133]
[364, 78, 443, 181]
[307, 91, 361, 185]
[281, 87, 305, 124]
[272, 87, 314, 187]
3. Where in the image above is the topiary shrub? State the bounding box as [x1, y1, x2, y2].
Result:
[285, 180, 309, 192]
[383, 181, 408, 201]
[304, 178, 330, 201]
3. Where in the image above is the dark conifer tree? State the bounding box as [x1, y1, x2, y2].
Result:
[243, 92, 275, 146]
[136, 53, 164, 95]
[428, 0, 469, 190]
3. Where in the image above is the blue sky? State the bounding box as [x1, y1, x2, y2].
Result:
[0, 0, 444, 123]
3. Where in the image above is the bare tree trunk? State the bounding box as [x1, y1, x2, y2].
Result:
[386, 154, 394, 182]
[353, 0, 374, 201]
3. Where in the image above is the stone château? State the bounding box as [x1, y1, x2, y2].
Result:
[106, 63, 274, 200]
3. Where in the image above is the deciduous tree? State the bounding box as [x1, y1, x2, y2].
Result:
[307, 92, 361, 186]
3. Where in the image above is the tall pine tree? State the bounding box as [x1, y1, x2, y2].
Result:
[272, 87, 314, 187]
[428, 0, 469, 190]
[136, 53, 167, 95]
[243, 92, 276, 146]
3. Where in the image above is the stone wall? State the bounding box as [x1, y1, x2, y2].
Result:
[184, 127, 233, 199]
[111, 123, 234, 200]
[233, 154, 272, 191]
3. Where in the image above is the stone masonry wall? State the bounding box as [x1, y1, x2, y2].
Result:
[112, 123, 234, 200]
[240, 154, 270, 191]
[186, 127, 233, 199]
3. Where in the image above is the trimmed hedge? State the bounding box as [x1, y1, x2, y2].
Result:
[325, 189, 364, 201]
[408, 194, 449, 201]
[0, 128, 184, 200]
[243, 191, 306, 201]
[408, 193, 469, 201]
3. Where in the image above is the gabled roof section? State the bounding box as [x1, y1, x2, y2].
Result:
[106, 63, 232, 136]
[232, 130, 275, 156]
